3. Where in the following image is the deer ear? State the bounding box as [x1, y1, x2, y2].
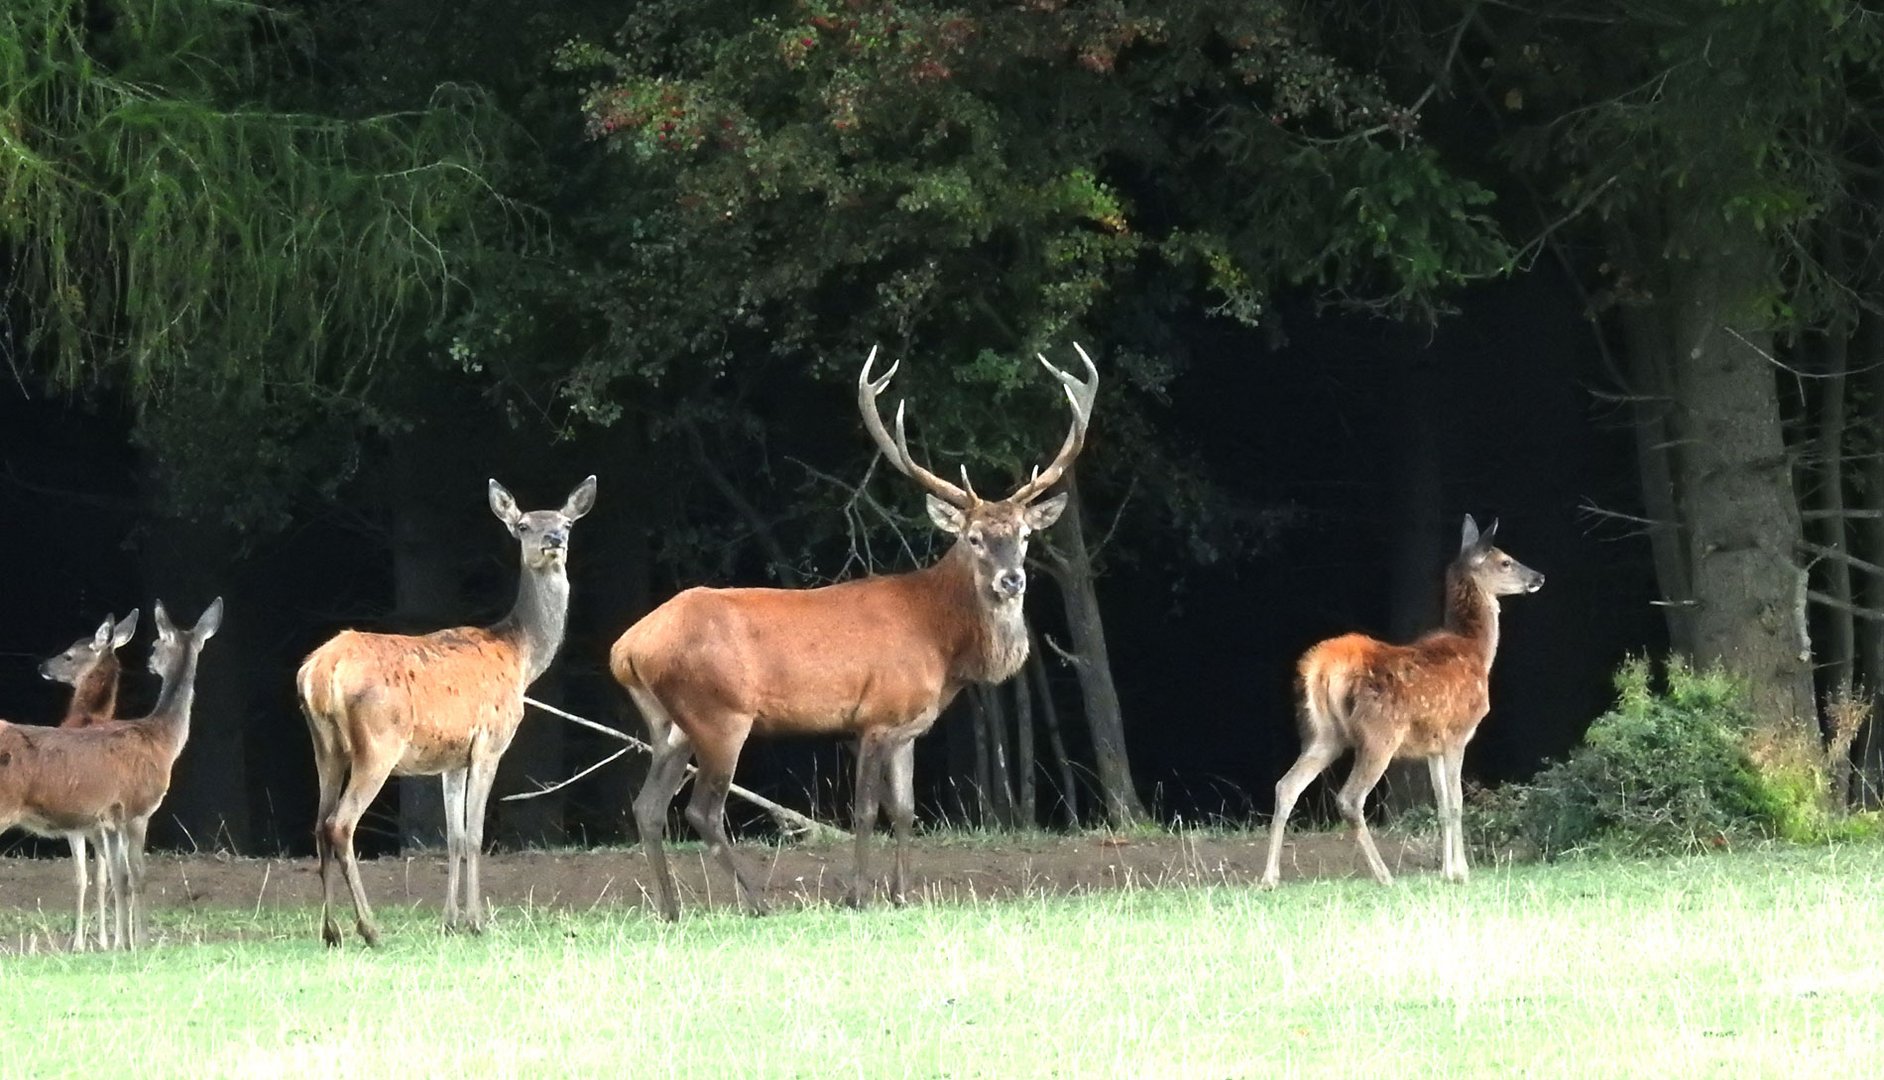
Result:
[926, 494, 966, 535]
[488, 479, 523, 528]
[153, 601, 174, 638]
[112, 610, 139, 648]
[1460, 514, 1481, 554]
[194, 597, 224, 639]
[562, 475, 598, 521]
[93, 616, 115, 648]
[1482, 518, 1500, 546]
[1024, 493, 1069, 531]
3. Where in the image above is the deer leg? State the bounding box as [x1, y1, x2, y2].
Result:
[68, 832, 89, 953]
[885, 739, 917, 906]
[441, 768, 470, 930]
[325, 748, 398, 947]
[462, 745, 501, 933]
[308, 723, 348, 947]
[631, 731, 694, 922]
[684, 761, 765, 916]
[92, 829, 112, 949]
[104, 827, 132, 949]
[123, 815, 151, 948]
[1260, 734, 1344, 889]
[1443, 745, 1469, 884]
[846, 737, 886, 910]
[1335, 741, 1398, 886]
[1426, 754, 1453, 880]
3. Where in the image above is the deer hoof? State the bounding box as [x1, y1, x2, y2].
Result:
[321, 921, 344, 948]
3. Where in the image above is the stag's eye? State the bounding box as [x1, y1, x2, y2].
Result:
[967, 533, 984, 549]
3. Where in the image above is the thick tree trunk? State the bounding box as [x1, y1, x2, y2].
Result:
[1378, 357, 1444, 814]
[1013, 666, 1037, 827]
[1665, 223, 1815, 743]
[1047, 472, 1146, 828]
[1027, 641, 1081, 827]
[135, 499, 254, 852]
[1810, 327, 1855, 697]
[1853, 310, 1884, 802]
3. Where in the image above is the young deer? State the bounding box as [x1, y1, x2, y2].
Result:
[297, 475, 596, 946]
[34, 610, 139, 949]
[0, 598, 221, 949]
[1261, 515, 1543, 888]
[611, 345, 1096, 919]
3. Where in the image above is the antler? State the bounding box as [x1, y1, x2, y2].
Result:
[858, 346, 975, 508]
[1005, 342, 1099, 505]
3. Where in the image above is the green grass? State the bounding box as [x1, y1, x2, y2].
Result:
[5, 844, 1884, 1078]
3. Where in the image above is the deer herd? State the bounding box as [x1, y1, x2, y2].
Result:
[0, 345, 1544, 951]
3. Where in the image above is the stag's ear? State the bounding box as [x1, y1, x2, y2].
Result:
[1023, 493, 1069, 531]
[194, 597, 224, 639]
[488, 479, 523, 529]
[926, 494, 966, 535]
[562, 475, 598, 521]
[112, 609, 139, 648]
[1460, 514, 1481, 554]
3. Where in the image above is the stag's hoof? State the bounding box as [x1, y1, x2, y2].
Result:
[321, 921, 344, 948]
[358, 921, 382, 949]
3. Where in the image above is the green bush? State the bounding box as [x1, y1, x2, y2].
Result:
[1469, 657, 1869, 857]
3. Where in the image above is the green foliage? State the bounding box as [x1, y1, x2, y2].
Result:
[1471, 657, 1875, 857]
[0, 0, 513, 525]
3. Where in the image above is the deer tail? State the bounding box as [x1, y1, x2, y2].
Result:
[1295, 647, 1352, 742]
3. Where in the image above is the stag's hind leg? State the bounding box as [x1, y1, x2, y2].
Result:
[1260, 731, 1344, 889]
[685, 728, 766, 917]
[628, 688, 695, 921]
[845, 736, 886, 910]
[885, 738, 919, 906]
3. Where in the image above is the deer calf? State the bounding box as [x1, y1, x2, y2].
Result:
[1261, 516, 1542, 888]
[298, 475, 596, 946]
[0, 599, 221, 948]
[33, 610, 139, 949]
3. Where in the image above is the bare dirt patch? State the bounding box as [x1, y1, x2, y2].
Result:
[0, 830, 1434, 933]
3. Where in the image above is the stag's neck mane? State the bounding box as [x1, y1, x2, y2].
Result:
[491, 560, 571, 684]
[1440, 562, 1499, 671]
[918, 542, 1030, 686]
[60, 659, 119, 726]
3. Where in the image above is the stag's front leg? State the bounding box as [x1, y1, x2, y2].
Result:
[1442, 746, 1469, 884]
[845, 738, 884, 910]
[885, 739, 917, 906]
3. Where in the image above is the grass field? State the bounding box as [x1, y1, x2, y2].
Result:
[3, 840, 1883, 1078]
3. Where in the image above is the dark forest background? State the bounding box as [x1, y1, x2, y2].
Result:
[4, 0, 1878, 857]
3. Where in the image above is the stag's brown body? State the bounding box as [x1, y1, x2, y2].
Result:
[614, 549, 1026, 743]
[614, 345, 1095, 920]
[1262, 517, 1542, 889]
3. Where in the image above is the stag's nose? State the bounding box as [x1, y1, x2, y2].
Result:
[995, 569, 1026, 598]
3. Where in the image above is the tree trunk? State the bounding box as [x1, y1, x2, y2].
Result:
[1810, 324, 1855, 698]
[1665, 222, 1815, 744]
[969, 688, 995, 826]
[1378, 356, 1444, 814]
[1046, 471, 1146, 828]
[1027, 641, 1081, 827]
[1853, 309, 1884, 802]
[1013, 666, 1037, 827]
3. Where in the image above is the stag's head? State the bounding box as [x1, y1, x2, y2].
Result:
[39, 610, 138, 685]
[1457, 515, 1545, 596]
[490, 475, 598, 572]
[148, 598, 223, 677]
[859, 344, 1097, 604]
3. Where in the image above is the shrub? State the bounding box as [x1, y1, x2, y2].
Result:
[1469, 657, 1871, 858]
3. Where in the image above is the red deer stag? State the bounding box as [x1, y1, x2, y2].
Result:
[0, 598, 221, 949]
[34, 610, 139, 948]
[298, 475, 596, 946]
[611, 344, 1097, 919]
[1261, 516, 1542, 888]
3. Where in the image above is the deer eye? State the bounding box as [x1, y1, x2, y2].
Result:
[967, 533, 984, 549]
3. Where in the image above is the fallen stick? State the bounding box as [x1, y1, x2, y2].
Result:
[507, 696, 850, 842]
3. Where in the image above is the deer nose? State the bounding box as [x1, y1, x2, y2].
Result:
[995, 569, 1026, 597]
[1528, 571, 1546, 592]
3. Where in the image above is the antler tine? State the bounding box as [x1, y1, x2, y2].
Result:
[857, 347, 973, 507]
[1007, 342, 1100, 505]
[959, 464, 981, 503]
